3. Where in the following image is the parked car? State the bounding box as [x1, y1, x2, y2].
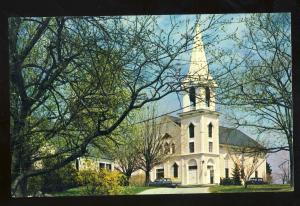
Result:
[148, 178, 181, 188]
[246, 178, 266, 185]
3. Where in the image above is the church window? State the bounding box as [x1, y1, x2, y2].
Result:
[173, 163, 178, 178]
[189, 86, 196, 107]
[189, 142, 195, 153]
[208, 123, 213, 138]
[225, 168, 229, 178]
[255, 170, 258, 178]
[189, 123, 195, 138]
[205, 87, 210, 107]
[164, 143, 170, 154]
[156, 168, 164, 179]
[209, 142, 213, 152]
[171, 143, 176, 154]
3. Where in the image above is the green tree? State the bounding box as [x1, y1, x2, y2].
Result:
[266, 162, 272, 184]
[231, 163, 241, 185]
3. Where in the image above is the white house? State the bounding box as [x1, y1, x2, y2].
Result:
[148, 24, 267, 185]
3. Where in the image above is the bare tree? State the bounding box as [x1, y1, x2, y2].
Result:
[226, 144, 267, 188]
[278, 160, 290, 184]
[137, 106, 170, 185]
[216, 13, 293, 186]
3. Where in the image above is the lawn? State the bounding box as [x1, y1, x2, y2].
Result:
[209, 184, 293, 193]
[49, 185, 158, 196]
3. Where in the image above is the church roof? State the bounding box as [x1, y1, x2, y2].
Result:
[166, 115, 181, 125]
[219, 126, 263, 148]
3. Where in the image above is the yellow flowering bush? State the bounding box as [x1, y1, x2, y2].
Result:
[76, 160, 125, 195]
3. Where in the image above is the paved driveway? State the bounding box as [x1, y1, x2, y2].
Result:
[138, 187, 210, 195]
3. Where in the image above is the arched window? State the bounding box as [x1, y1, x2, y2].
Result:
[159, 145, 163, 154]
[189, 123, 195, 138]
[189, 86, 196, 107]
[171, 143, 176, 154]
[173, 163, 178, 178]
[208, 122, 213, 138]
[205, 87, 210, 107]
[164, 143, 170, 154]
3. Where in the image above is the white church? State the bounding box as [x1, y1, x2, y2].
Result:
[147, 25, 267, 185]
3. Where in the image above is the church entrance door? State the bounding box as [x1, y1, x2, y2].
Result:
[188, 159, 198, 185]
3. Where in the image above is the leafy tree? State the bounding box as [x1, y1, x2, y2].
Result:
[9, 15, 227, 196]
[101, 117, 143, 186]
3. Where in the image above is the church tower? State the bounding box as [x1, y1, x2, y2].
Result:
[179, 23, 220, 185]
[182, 24, 217, 113]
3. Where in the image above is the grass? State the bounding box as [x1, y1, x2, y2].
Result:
[49, 185, 158, 196]
[121, 186, 159, 195]
[209, 184, 293, 193]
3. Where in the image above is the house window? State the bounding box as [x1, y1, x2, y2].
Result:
[209, 142, 213, 152]
[225, 168, 229, 178]
[189, 86, 196, 107]
[173, 163, 178, 178]
[156, 168, 164, 179]
[107, 164, 112, 171]
[189, 142, 195, 153]
[255, 170, 258, 178]
[171, 143, 176, 154]
[208, 123, 213, 138]
[99, 163, 105, 170]
[189, 123, 195, 138]
[75, 159, 79, 170]
[205, 87, 210, 107]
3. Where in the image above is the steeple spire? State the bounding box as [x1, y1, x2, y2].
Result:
[187, 23, 212, 82]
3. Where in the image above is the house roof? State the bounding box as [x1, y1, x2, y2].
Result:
[166, 115, 263, 148]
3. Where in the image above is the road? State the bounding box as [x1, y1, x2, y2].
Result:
[137, 186, 210, 195]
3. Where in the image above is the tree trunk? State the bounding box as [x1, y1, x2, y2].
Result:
[124, 172, 132, 186]
[288, 140, 294, 187]
[145, 170, 150, 186]
[244, 181, 248, 189]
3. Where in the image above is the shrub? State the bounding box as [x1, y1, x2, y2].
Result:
[41, 161, 79, 193]
[76, 161, 125, 195]
[220, 178, 234, 185]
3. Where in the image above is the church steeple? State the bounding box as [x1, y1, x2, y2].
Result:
[186, 23, 213, 82]
[182, 23, 217, 113]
